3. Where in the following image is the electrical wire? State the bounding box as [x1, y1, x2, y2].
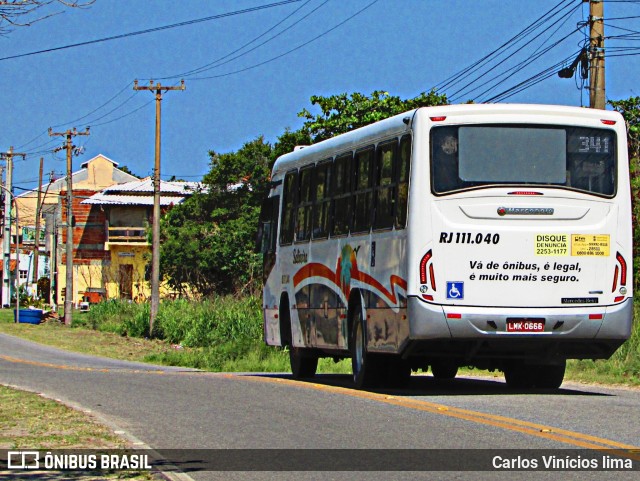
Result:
[190, 0, 379, 80]
[0, 0, 304, 62]
[472, 26, 582, 103]
[447, 0, 580, 101]
[433, 0, 578, 94]
[483, 50, 581, 103]
[154, 0, 319, 80]
[450, 4, 582, 103]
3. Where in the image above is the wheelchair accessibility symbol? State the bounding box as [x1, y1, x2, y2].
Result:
[446, 281, 464, 300]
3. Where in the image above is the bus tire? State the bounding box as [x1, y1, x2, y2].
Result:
[279, 294, 292, 348]
[290, 346, 318, 379]
[533, 360, 566, 389]
[503, 361, 535, 389]
[350, 302, 381, 389]
[431, 361, 458, 380]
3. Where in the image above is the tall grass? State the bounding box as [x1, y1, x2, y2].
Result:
[567, 302, 640, 383]
[82, 297, 290, 371]
[81, 297, 639, 383]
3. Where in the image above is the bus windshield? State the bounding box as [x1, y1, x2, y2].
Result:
[431, 125, 616, 196]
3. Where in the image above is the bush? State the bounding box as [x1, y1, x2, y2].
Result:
[84, 296, 262, 347]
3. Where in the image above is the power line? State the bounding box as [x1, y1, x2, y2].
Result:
[155, 0, 319, 80]
[9, 0, 352, 156]
[472, 26, 583, 103]
[433, 0, 578, 94]
[190, 0, 380, 80]
[0, 0, 303, 62]
[483, 50, 580, 103]
[449, 4, 582, 103]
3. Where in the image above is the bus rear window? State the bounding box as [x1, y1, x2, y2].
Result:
[431, 125, 616, 196]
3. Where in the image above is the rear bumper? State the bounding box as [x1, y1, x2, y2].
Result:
[404, 297, 633, 361]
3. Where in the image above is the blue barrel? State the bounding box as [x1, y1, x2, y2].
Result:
[14, 309, 43, 324]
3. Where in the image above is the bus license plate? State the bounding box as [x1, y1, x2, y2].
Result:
[506, 319, 545, 333]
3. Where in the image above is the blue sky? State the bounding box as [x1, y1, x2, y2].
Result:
[1, 0, 639, 191]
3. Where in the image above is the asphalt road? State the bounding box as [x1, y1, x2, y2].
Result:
[0, 333, 638, 481]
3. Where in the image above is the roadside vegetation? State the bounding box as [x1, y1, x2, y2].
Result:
[1, 297, 638, 386]
[0, 385, 157, 480]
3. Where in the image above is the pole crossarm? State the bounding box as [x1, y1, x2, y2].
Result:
[48, 127, 90, 326]
[133, 79, 185, 334]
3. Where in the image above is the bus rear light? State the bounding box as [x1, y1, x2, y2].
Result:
[430, 116, 447, 122]
[422, 294, 434, 301]
[447, 313, 462, 319]
[429, 264, 437, 292]
[508, 191, 543, 196]
[614, 296, 625, 303]
[419, 250, 438, 293]
[419, 250, 433, 284]
[601, 119, 616, 125]
[611, 252, 627, 292]
[589, 314, 603, 320]
[616, 252, 627, 286]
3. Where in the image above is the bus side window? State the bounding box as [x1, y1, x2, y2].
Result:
[431, 127, 459, 194]
[396, 134, 412, 228]
[256, 195, 280, 254]
[312, 160, 331, 239]
[280, 170, 297, 245]
[352, 146, 374, 233]
[295, 166, 314, 242]
[331, 152, 352, 236]
[373, 140, 396, 230]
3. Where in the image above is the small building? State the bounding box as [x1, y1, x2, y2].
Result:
[6, 154, 138, 304]
[80, 178, 200, 302]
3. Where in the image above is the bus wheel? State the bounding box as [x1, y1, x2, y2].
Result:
[290, 346, 318, 379]
[351, 306, 381, 389]
[533, 360, 566, 389]
[431, 361, 458, 380]
[503, 362, 535, 389]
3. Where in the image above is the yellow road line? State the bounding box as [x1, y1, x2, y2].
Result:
[0, 354, 166, 374]
[3, 352, 638, 459]
[230, 374, 640, 459]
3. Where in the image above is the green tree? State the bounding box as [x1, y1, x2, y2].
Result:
[609, 97, 640, 291]
[160, 90, 449, 297]
[298, 89, 448, 143]
[160, 137, 272, 296]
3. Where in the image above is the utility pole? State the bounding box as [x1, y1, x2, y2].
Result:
[589, 0, 605, 109]
[48, 128, 90, 326]
[133, 79, 185, 334]
[0, 147, 26, 307]
[31, 158, 44, 292]
[49, 170, 58, 310]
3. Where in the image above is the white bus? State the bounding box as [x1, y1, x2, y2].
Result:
[257, 104, 634, 389]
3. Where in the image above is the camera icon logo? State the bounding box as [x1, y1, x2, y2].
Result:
[8, 451, 40, 470]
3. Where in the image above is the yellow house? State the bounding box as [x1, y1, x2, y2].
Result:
[13, 155, 198, 307]
[14, 154, 138, 305]
[16, 154, 138, 227]
[80, 178, 200, 303]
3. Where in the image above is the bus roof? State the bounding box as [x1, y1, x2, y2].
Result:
[272, 109, 416, 176]
[272, 103, 623, 177]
